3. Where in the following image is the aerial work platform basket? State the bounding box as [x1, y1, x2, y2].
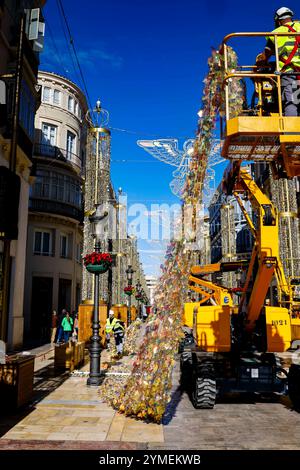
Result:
[221, 32, 300, 178]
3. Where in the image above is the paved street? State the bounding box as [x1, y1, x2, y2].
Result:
[1, 348, 300, 450]
[154, 359, 300, 450]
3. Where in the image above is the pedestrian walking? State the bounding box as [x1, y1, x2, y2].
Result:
[142, 304, 148, 322]
[51, 310, 58, 343]
[73, 312, 79, 340]
[56, 309, 65, 344]
[61, 311, 73, 343]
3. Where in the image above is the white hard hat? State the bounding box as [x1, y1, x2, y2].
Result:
[109, 309, 114, 316]
[274, 7, 294, 21]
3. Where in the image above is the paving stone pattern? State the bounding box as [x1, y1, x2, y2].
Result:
[0, 348, 300, 449]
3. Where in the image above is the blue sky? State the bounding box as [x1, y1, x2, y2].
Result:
[40, 0, 300, 276]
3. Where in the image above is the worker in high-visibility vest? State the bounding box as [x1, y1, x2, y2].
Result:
[105, 310, 115, 350]
[256, 7, 300, 116]
[105, 310, 125, 356]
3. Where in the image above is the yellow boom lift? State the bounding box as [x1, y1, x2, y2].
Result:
[180, 31, 300, 410]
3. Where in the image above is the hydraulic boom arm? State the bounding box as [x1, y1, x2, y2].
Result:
[224, 163, 289, 331]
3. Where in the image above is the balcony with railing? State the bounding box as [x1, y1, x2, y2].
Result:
[34, 143, 82, 171]
[29, 167, 83, 222]
[29, 198, 83, 222]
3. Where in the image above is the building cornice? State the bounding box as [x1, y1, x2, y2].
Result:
[28, 211, 83, 231]
[38, 70, 88, 112]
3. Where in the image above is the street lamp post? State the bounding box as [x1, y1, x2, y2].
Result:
[87, 206, 108, 387]
[126, 265, 134, 325]
[136, 280, 142, 319]
[140, 289, 146, 319]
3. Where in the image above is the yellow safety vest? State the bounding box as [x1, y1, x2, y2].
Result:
[266, 21, 300, 71]
[105, 317, 118, 333]
[114, 318, 125, 330]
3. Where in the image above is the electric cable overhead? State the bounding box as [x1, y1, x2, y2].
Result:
[49, 1, 196, 142]
[108, 126, 192, 139]
[56, 0, 93, 111]
[55, 0, 82, 89]
[44, 17, 70, 77]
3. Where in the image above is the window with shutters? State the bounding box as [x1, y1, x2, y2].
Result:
[66, 130, 76, 158]
[75, 243, 82, 263]
[53, 89, 61, 105]
[31, 170, 81, 208]
[42, 87, 61, 105]
[41, 122, 57, 148]
[34, 230, 52, 256]
[42, 86, 51, 103]
[60, 233, 68, 258]
[68, 96, 74, 112]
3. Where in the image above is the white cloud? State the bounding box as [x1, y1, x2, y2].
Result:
[41, 37, 123, 75]
[77, 48, 123, 69]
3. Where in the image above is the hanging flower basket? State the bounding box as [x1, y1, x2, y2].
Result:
[85, 263, 109, 274]
[83, 252, 112, 274]
[124, 286, 134, 296]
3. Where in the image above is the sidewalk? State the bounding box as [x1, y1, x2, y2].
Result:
[1, 345, 299, 450]
[0, 345, 164, 450]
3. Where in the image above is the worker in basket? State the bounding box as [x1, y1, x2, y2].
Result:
[256, 7, 300, 116]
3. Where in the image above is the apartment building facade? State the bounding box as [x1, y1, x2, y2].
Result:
[0, 1, 46, 348]
[23, 71, 88, 344]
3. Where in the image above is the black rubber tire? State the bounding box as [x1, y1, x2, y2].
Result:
[178, 339, 185, 354]
[180, 351, 192, 388]
[288, 364, 300, 411]
[192, 376, 217, 409]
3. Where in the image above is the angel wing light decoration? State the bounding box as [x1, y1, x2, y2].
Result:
[138, 137, 224, 201]
[137, 138, 194, 197]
